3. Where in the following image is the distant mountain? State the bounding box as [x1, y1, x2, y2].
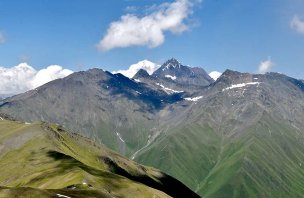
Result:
[1, 60, 304, 197]
[133, 69, 151, 79]
[113, 60, 160, 78]
[0, 117, 198, 198]
[133, 58, 214, 96]
[152, 58, 213, 86]
[0, 67, 182, 157]
[136, 70, 304, 197]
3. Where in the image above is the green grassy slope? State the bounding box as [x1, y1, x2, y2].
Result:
[134, 72, 304, 197]
[0, 118, 199, 198]
[136, 123, 222, 190]
[137, 113, 304, 197]
[198, 115, 304, 198]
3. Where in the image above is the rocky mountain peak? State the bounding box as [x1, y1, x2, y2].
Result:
[161, 58, 182, 70]
[68, 68, 111, 83]
[133, 69, 150, 79]
[217, 69, 251, 84]
[149, 59, 214, 89]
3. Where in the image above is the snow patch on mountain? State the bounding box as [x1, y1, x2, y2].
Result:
[165, 75, 177, 80]
[115, 131, 125, 143]
[223, 82, 260, 91]
[184, 96, 203, 101]
[113, 60, 160, 78]
[156, 83, 184, 94]
[209, 71, 222, 81]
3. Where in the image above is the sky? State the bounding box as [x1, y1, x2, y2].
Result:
[0, 0, 304, 95]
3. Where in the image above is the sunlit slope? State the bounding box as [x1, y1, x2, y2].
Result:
[197, 115, 304, 197]
[0, 119, 199, 198]
[136, 123, 221, 190]
[136, 114, 304, 197]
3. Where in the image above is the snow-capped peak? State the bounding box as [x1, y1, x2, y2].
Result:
[113, 60, 160, 78]
[209, 71, 222, 81]
[162, 58, 182, 71]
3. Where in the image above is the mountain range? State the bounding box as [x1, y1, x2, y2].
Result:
[1, 58, 304, 197]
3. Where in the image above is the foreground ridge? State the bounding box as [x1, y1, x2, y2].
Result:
[0, 118, 199, 198]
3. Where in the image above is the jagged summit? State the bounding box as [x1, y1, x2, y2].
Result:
[161, 58, 182, 70]
[152, 58, 214, 87]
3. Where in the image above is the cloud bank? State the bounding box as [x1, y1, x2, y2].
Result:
[291, 15, 304, 34]
[98, 0, 200, 51]
[258, 58, 274, 74]
[0, 63, 73, 97]
[113, 60, 160, 78]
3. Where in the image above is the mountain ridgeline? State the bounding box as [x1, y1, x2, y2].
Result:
[1, 58, 304, 197]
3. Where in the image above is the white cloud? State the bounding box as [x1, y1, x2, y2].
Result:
[258, 58, 274, 74]
[31, 65, 73, 88]
[113, 60, 160, 78]
[291, 15, 304, 34]
[0, 32, 5, 44]
[0, 63, 73, 97]
[98, 0, 200, 51]
[209, 71, 222, 81]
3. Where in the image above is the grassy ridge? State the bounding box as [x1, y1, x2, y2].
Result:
[0, 119, 199, 198]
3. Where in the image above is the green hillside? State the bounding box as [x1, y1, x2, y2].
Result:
[136, 113, 304, 197]
[0, 118, 199, 198]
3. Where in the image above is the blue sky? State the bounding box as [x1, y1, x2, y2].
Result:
[0, 0, 304, 78]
